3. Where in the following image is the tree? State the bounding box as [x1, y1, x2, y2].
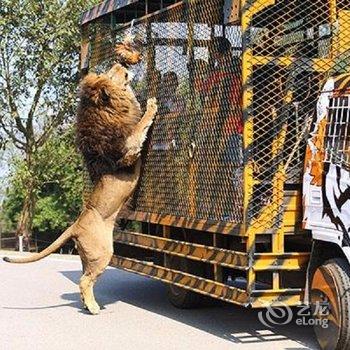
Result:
[0, 0, 98, 246]
[2, 128, 85, 238]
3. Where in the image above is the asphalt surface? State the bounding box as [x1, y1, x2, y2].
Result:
[0, 251, 320, 350]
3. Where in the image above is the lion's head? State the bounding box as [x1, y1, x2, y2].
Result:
[79, 63, 134, 106]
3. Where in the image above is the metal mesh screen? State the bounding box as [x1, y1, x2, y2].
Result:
[82, 0, 350, 229]
[325, 95, 350, 170]
[83, 0, 244, 223]
[244, 0, 350, 228]
[135, 2, 244, 222]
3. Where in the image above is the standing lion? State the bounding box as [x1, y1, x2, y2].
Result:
[4, 58, 158, 315]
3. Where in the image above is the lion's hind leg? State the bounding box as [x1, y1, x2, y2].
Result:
[79, 250, 113, 315]
[76, 247, 89, 308]
[80, 272, 100, 314]
[74, 208, 114, 315]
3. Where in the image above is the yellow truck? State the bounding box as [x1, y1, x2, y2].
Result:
[81, 1, 350, 349]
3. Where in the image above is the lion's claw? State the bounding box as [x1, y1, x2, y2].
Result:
[147, 98, 158, 114]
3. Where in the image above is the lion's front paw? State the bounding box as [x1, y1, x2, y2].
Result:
[147, 98, 158, 115]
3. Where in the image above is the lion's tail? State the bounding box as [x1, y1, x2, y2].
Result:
[3, 226, 74, 264]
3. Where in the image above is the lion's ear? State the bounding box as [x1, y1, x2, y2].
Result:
[100, 87, 110, 104]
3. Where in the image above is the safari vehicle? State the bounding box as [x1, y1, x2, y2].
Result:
[81, 1, 350, 349]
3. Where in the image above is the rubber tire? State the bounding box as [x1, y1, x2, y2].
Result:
[166, 255, 205, 309]
[310, 258, 350, 350]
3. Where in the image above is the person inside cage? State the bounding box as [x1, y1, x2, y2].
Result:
[154, 71, 188, 210]
[135, 69, 162, 110]
[197, 37, 243, 141]
[201, 36, 243, 220]
[148, 69, 162, 105]
[191, 59, 209, 110]
[158, 71, 186, 114]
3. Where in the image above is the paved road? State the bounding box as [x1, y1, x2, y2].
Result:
[0, 252, 319, 350]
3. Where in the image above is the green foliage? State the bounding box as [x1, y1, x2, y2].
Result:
[0, 0, 99, 235]
[2, 128, 85, 234]
[0, 0, 99, 145]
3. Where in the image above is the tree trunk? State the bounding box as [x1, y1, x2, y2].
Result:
[16, 152, 36, 252]
[16, 186, 36, 251]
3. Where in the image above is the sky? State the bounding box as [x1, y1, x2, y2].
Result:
[0, 149, 14, 204]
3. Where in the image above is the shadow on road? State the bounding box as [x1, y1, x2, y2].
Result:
[60, 268, 319, 350]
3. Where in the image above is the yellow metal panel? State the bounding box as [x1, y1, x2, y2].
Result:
[251, 293, 304, 308]
[252, 55, 293, 67]
[253, 252, 310, 271]
[330, 0, 338, 57]
[338, 10, 350, 54]
[253, 56, 333, 74]
[250, 0, 275, 17]
[283, 210, 302, 226]
[242, 0, 256, 295]
[313, 58, 333, 73]
[284, 195, 302, 212]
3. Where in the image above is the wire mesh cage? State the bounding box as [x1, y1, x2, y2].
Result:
[243, 0, 350, 232]
[81, 0, 350, 232]
[324, 93, 350, 171]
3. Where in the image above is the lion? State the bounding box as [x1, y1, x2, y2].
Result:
[3, 62, 158, 315]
